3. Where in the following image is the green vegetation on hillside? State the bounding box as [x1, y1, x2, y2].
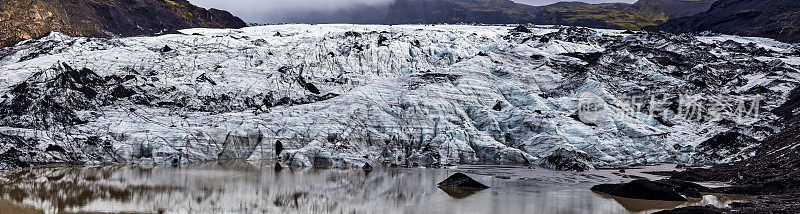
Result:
[537, 3, 668, 30]
[387, 0, 710, 30]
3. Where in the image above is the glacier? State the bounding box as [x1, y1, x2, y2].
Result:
[0, 24, 798, 171]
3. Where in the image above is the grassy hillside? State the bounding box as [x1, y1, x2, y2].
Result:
[386, 0, 711, 30]
[536, 2, 668, 30]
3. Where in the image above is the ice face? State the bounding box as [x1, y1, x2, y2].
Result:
[0, 24, 798, 171]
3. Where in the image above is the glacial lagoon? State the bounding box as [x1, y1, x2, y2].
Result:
[0, 162, 750, 213]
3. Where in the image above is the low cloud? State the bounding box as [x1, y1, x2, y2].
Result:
[189, 0, 393, 23]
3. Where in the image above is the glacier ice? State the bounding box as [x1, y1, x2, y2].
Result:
[0, 24, 799, 171]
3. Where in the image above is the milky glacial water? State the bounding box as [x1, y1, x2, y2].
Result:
[0, 161, 750, 214]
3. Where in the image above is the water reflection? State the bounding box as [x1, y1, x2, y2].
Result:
[0, 162, 749, 214]
[607, 195, 686, 212]
[441, 186, 491, 199]
[596, 192, 754, 213]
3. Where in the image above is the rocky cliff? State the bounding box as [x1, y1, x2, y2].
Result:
[634, 0, 716, 19]
[652, 0, 800, 43]
[0, 0, 246, 47]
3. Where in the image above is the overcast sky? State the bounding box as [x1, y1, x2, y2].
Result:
[189, 0, 639, 23]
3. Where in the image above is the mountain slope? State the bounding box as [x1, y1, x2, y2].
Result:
[533, 0, 716, 31]
[534, 2, 667, 30]
[652, 0, 800, 43]
[0, 0, 246, 47]
[634, 0, 716, 19]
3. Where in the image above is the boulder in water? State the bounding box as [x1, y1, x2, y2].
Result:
[437, 173, 489, 199]
[438, 173, 488, 189]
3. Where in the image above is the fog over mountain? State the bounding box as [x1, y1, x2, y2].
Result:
[187, 0, 392, 23]
[188, 0, 637, 23]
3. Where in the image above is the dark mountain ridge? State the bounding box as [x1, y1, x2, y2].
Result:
[271, 0, 715, 30]
[0, 0, 246, 47]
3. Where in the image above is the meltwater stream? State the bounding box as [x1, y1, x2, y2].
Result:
[0, 161, 749, 213]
